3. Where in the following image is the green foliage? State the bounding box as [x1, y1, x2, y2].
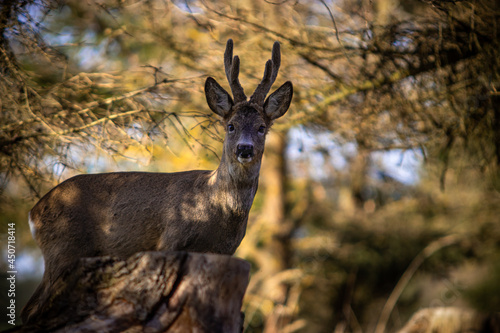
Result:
[465, 260, 500, 312]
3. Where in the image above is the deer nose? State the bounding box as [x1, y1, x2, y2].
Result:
[236, 144, 254, 161]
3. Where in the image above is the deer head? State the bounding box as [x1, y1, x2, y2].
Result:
[205, 39, 293, 167]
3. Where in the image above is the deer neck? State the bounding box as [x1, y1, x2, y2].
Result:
[208, 147, 261, 213]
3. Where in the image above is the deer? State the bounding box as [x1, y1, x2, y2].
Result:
[21, 39, 293, 323]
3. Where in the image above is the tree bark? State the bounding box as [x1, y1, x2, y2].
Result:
[260, 131, 295, 333]
[13, 251, 250, 333]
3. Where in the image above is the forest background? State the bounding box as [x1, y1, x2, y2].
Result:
[0, 0, 499, 332]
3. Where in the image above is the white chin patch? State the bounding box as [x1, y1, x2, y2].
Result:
[238, 156, 253, 164]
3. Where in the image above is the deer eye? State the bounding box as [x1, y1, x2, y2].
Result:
[258, 125, 266, 134]
[227, 124, 235, 132]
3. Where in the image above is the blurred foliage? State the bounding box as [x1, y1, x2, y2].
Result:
[464, 260, 500, 313]
[0, 0, 499, 331]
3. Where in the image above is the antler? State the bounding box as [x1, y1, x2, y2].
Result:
[224, 39, 247, 104]
[249, 41, 281, 105]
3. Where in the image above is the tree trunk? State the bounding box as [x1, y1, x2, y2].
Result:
[260, 131, 295, 333]
[13, 251, 250, 333]
[262, 131, 291, 273]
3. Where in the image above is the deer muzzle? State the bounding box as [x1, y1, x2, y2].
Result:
[236, 144, 254, 164]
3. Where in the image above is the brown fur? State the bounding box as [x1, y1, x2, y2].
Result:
[21, 40, 293, 324]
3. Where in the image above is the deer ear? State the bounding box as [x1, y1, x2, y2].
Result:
[205, 77, 234, 118]
[263, 81, 293, 120]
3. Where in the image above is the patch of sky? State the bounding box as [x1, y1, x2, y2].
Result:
[20, 2, 74, 46]
[287, 126, 422, 185]
[39, 25, 77, 48]
[85, 154, 116, 174]
[77, 31, 106, 70]
[287, 126, 353, 181]
[172, 0, 204, 14]
[363, 29, 374, 41]
[392, 35, 413, 51]
[127, 123, 148, 142]
[16, 250, 44, 280]
[42, 154, 68, 179]
[370, 148, 423, 185]
[18, 0, 44, 24]
[41, 143, 107, 178]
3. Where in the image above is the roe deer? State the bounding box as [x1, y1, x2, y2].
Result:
[21, 39, 293, 323]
